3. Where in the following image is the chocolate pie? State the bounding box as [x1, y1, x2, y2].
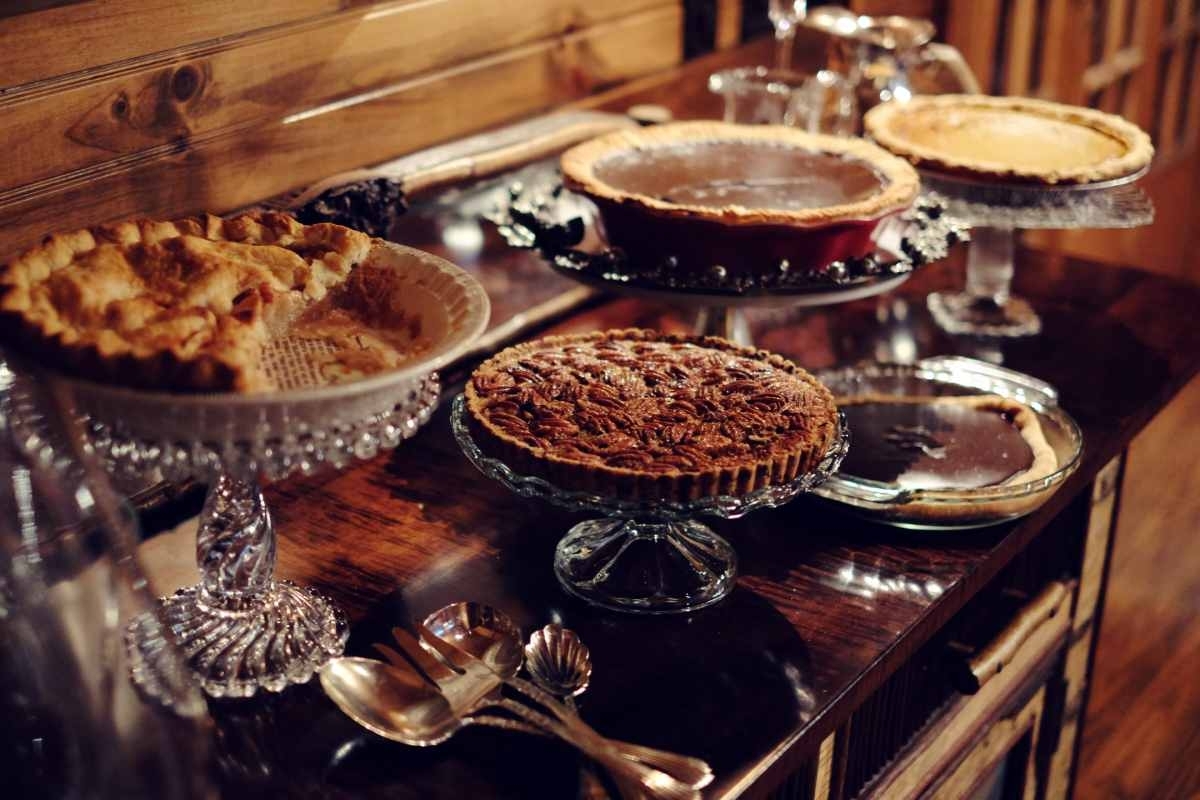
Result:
[863, 95, 1154, 184]
[465, 329, 839, 502]
[836, 394, 1057, 492]
[560, 122, 919, 280]
[0, 212, 438, 393]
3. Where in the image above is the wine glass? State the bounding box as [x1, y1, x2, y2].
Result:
[768, 0, 809, 69]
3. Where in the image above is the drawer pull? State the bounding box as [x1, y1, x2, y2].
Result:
[950, 580, 1071, 694]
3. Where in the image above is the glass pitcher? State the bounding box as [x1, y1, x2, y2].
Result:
[0, 359, 212, 799]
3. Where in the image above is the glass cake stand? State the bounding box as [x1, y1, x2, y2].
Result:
[57, 241, 489, 697]
[488, 174, 968, 348]
[921, 167, 1154, 337]
[451, 395, 850, 614]
[82, 374, 441, 698]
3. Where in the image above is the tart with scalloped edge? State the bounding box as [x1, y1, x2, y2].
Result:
[863, 95, 1154, 185]
[465, 329, 839, 502]
[0, 211, 441, 393]
[559, 121, 919, 280]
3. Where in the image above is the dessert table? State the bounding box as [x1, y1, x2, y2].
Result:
[132, 40, 1200, 800]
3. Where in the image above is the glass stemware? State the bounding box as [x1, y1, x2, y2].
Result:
[708, 66, 856, 134]
[0, 358, 211, 799]
[768, 0, 809, 69]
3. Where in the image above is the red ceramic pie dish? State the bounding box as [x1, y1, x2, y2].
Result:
[560, 122, 920, 281]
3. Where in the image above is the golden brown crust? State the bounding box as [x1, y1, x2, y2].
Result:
[560, 121, 920, 227]
[465, 329, 839, 503]
[863, 95, 1154, 185]
[0, 211, 373, 392]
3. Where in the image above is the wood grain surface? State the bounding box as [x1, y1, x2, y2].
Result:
[227, 247, 1200, 799]
[0, 0, 668, 191]
[0, 0, 344, 88]
[0, 5, 682, 259]
[1077, 375, 1200, 800]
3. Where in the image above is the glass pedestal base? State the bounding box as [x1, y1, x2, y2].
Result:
[927, 290, 1042, 338]
[158, 581, 348, 698]
[553, 519, 737, 614]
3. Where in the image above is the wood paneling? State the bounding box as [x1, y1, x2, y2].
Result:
[0, 0, 666, 192]
[1078, 375, 1200, 799]
[944, 0, 1002, 93]
[0, 0, 347, 88]
[0, 4, 682, 258]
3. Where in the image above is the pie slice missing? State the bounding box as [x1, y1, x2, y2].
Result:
[0, 211, 430, 393]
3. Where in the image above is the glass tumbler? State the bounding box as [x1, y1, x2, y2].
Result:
[708, 66, 857, 135]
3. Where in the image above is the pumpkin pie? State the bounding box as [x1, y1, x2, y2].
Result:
[464, 329, 840, 502]
[863, 94, 1154, 184]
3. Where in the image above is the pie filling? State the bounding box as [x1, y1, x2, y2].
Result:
[839, 400, 1034, 491]
[892, 109, 1128, 171]
[591, 141, 887, 211]
[472, 338, 832, 474]
[0, 213, 436, 393]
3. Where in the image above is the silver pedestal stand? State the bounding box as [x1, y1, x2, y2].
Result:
[84, 375, 441, 697]
[489, 180, 968, 348]
[922, 167, 1154, 337]
[452, 396, 849, 614]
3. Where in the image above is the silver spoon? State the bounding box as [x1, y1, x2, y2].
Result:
[424, 603, 713, 791]
[319, 657, 471, 746]
[320, 656, 698, 800]
[525, 623, 592, 709]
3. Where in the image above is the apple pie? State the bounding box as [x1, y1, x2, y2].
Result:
[0, 211, 435, 393]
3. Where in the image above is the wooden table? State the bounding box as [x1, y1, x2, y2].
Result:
[158, 42, 1200, 800]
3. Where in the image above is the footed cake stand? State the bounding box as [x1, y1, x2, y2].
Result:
[452, 395, 849, 614]
[85, 375, 441, 697]
[60, 240, 489, 697]
[488, 176, 968, 348]
[921, 168, 1154, 337]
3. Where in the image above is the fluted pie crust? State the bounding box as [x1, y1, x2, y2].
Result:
[465, 330, 839, 503]
[863, 95, 1154, 185]
[560, 121, 920, 226]
[0, 212, 428, 393]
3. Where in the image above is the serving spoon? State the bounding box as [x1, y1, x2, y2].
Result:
[524, 623, 593, 709]
[417, 602, 713, 791]
[320, 655, 698, 800]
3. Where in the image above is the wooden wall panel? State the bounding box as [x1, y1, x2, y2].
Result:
[0, 5, 684, 259]
[0, 0, 668, 193]
[0, 0, 349, 89]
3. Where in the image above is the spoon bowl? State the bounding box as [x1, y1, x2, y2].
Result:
[525, 624, 593, 698]
[318, 657, 463, 747]
[422, 601, 524, 676]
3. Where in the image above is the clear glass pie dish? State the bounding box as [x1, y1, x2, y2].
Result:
[813, 356, 1083, 530]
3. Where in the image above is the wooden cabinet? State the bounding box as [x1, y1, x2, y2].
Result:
[765, 455, 1125, 800]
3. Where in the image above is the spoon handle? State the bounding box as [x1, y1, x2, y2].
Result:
[461, 714, 549, 738]
[488, 697, 698, 800]
[500, 675, 713, 789]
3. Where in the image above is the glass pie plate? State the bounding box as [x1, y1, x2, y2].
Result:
[813, 356, 1083, 530]
[451, 395, 849, 614]
[44, 241, 490, 697]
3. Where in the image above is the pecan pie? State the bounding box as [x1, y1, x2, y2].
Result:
[863, 95, 1154, 184]
[0, 211, 435, 393]
[560, 121, 919, 280]
[465, 330, 839, 502]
